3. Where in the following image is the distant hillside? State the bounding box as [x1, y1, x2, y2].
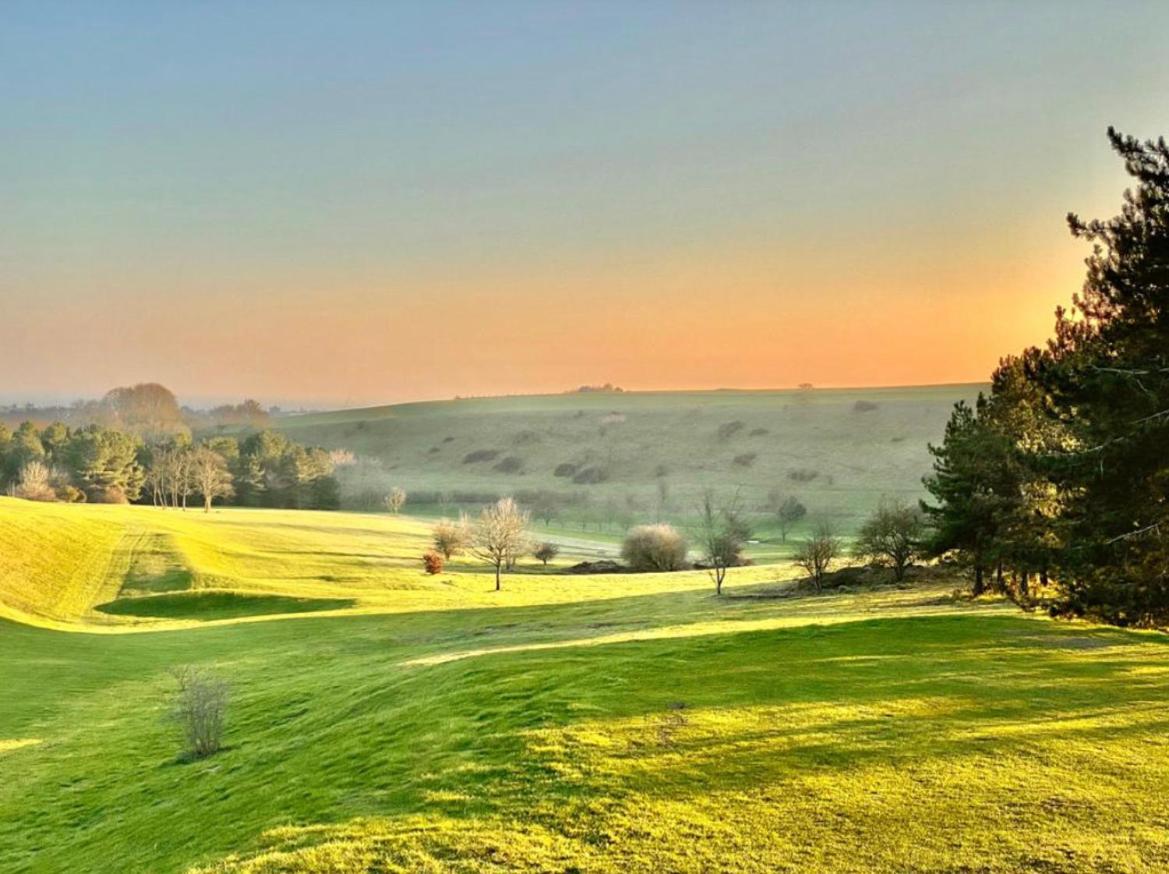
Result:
[273, 385, 982, 537]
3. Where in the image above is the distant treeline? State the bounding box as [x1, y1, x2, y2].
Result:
[922, 130, 1169, 626]
[0, 384, 338, 510]
[0, 383, 276, 434]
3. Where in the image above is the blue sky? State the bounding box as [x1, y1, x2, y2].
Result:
[3, 1, 1168, 406]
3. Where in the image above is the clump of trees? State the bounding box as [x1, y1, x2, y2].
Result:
[854, 499, 925, 581]
[922, 129, 1169, 626]
[794, 524, 840, 591]
[621, 524, 688, 572]
[1, 421, 339, 511]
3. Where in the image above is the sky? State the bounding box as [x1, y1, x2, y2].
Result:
[2, 1, 1168, 408]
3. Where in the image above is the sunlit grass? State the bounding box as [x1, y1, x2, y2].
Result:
[1, 497, 1167, 872]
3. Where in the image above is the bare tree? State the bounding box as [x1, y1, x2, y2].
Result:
[854, 498, 925, 581]
[533, 541, 560, 567]
[190, 446, 234, 513]
[385, 486, 407, 514]
[794, 523, 841, 590]
[696, 491, 751, 595]
[167, 666, 229, 760]
[15, 460, 55, 502]
[472, 497, 530, 591]
[432, 515, 472, 559]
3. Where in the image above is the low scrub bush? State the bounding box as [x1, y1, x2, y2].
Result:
[168, 666, 229, 761]
[853, 400, 880, 413]
[717, 420, 745, 440]
[788, 468, 820, 483]
[732, 452, 757, 467]
[572, 466, 608, 485]
[422, 550, 445, 574]
[493, 456, 524, 474]
[462, 449, 499, 464]
[621, 524, 688, 572]
[553, 462, 578, 478]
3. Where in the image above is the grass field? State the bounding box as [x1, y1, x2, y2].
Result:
[2, 497, 1168, 872]
[268, 385, 981, 537]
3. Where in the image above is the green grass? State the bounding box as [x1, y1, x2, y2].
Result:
[266, 385, 981, 536]
[2, 497, 1168, 872]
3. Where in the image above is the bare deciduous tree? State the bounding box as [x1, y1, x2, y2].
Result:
[385, 486, 407, 514]
[794, 523, 841, 590]
[15, 460, 55, 502]
[190, 446, 234, 513]
[533, 541, 560, 567]
[472, 497, 530, 591]
[854, 498, 925, 581]
[697, 491, 751, 595]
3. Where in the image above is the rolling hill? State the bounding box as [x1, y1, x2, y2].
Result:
[269, 384, 982, 536]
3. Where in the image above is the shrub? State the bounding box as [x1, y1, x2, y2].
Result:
[621, 524, 688, 572]
[553, 462, 578, 478]
[422, 550, 444, 574]
[749, 427, 769, 437]
[432, 516, 471, 559]
[533, 542, 560, 567]
[717, 420, 745, 441]
[493, 455, 524, 474]
[572, 466, 607, 485]
[853, 400, 880, 413]
[462, 449, 499, 464]
[788, 468, 819, 483]
[732, 453, 756, 467]
[168, 666, 228, 760]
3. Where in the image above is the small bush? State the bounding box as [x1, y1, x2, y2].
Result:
[717, 420, 745, 441]
[168, 666, 228, 760]
[621, 524, 688, 572]
[553, 462, 578, 478]
[572, 466, 608, 485]
[463, 449, 499, 464]
[422, 551, 445, 575]
[493, 455, 524, 474]
[512, 430, 540, 445]
[732, 452, 757, 467]
[749, 427, 769, 437]
[853, 400, 879, 413]
[788, 468, 819, 483]
[433, 517, 472, 558]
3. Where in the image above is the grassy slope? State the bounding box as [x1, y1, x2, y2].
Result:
[1, 499, 1168, 872]
[270, 385, 981, 533]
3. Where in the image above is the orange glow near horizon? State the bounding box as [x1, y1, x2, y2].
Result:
[3, 231, 1079, 407]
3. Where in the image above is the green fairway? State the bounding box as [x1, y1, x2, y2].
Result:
[1, 498, 1167, 872]
[266, 385, 981, 536]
